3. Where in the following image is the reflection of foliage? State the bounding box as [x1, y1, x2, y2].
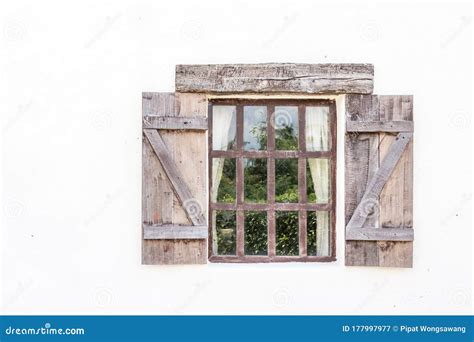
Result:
[214, 114, 319, 256]
[276, 159, 298, 203]
[246, 121, 267, 150]
[307, 211, 317, 256]
[276, 125, 298, 150]
[276, 211, 298, 256]
[216, 211, 236, 255]
[244, 212, 267, 255]
[245, 159, 267, 203]
[217, 158, 236, 203]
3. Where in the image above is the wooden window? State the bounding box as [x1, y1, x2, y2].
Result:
[142, 64, 414, 268]
[209, 99, 337, 262]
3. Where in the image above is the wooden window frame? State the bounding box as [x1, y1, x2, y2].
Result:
[208, 98, 337, 263]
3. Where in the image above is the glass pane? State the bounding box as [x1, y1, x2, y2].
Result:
[275, 159, 298, 203]
[214, 210, 236, 255]
[212, 158, 236, 203]
[244, 106, 267, 151]
[276, 211, 299, 256]
[212, 105, 236, 150]
[307, 211, 330, 256]
[244, 158, 267, 203]
[307, 158, 330, 203]
[274, 106, 298, 150]
[244, 211, 267, 255]
[306, 106, 330, 151]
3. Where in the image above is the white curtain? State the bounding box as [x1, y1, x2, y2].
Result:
[306, 106, 329, 151]
[306, 106, 330, 256]
[211, 105, 235, 254]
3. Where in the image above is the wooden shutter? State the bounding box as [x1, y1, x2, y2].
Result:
[142, 92, 208, 264]
[345, 94, 414, 267]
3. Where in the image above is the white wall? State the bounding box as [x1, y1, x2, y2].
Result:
[1, 0, 472, 315]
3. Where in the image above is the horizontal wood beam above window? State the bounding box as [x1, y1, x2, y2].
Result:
[345, 228, 414, 241]
[176, 63, 374, 94]
[144, 224, 208, 240]
[143, 116, 208, 130]
[346, 120, 413, 132]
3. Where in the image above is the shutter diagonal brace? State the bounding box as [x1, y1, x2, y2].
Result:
[144, 129, 207, 227]
[346, 132, 413, 241]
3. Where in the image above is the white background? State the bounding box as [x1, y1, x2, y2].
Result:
[0, 0, 472, 314]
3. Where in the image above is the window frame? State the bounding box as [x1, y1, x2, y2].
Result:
[208, 98, 337, 263]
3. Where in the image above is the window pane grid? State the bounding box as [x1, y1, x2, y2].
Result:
[210, 99, 336, 262]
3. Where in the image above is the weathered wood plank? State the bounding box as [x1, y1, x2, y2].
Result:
[378, 95, 413, 267]
[176, 64, 374, 94]
[346, 120, 413, 132]
[144, 129, 206, 226]
[144, 224, 208, 240]
[346, 132, 413, 229]
[344, 95, 380, 266]
[143, 116, 208, 130]
[142, 92, 208, 265]
[345, 94, 414, 268]
[346, 228, 414, 241]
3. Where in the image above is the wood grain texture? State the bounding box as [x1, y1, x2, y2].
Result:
[346, 120, 413, 132]
[378, 95, 413, 267]
[142, 92, 208, 265]
[346, 227, 413, 241]
[345, 94, 414, 268]
[143, 116, 208, 130]
[176, 64, 374, 94]
[346, 132, 412, 229]
[143, 224, 207, 239]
